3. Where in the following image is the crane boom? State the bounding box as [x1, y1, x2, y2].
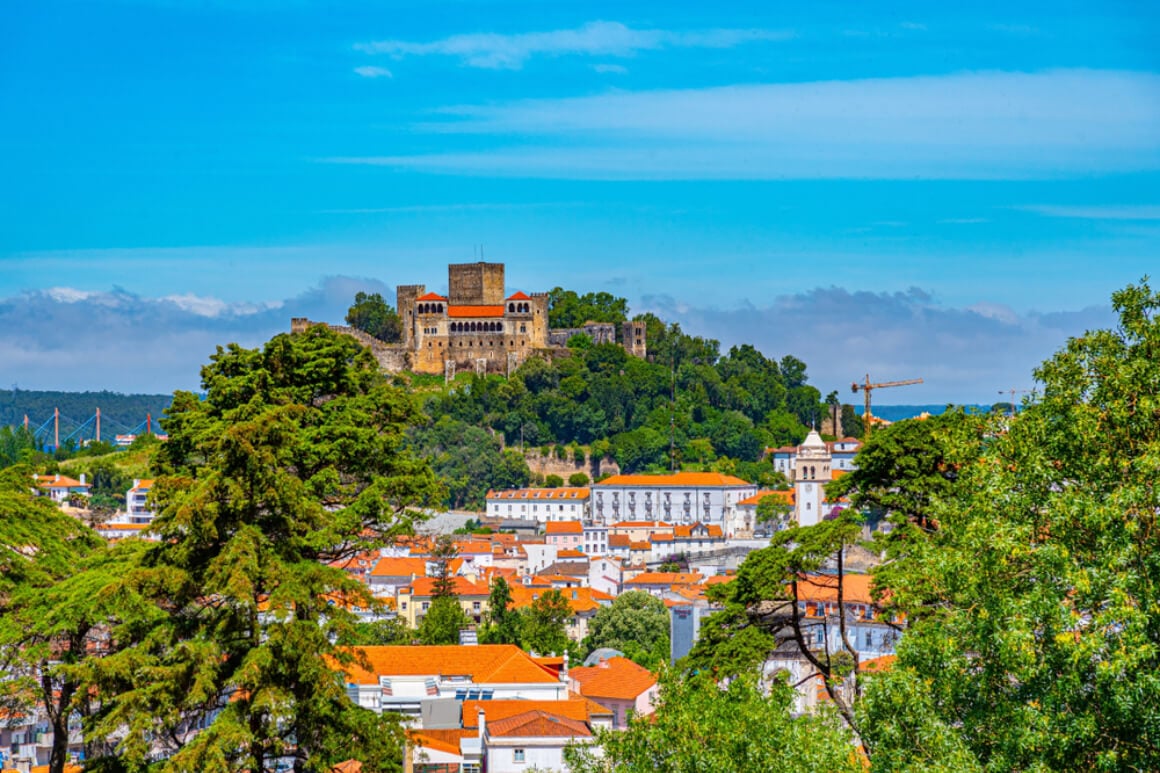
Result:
[851, 374, 923, 438]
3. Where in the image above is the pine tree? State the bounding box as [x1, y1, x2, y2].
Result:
[81, 326, 442, 772]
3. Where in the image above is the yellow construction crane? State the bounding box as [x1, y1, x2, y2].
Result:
[998, 388, 1035, 418]
[851, 374, 924, 439]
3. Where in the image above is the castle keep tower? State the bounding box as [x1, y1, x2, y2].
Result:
[448, 262, 505, 306]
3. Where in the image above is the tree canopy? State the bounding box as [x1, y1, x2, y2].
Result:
[584, 591, 670, 669]
[345, 291, 403, 344]
[80, 325, 442, 772]
[858, 279, 1160, 771]
[565, 670, 862, 773]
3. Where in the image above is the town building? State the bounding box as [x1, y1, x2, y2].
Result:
[544, 520, 584, 550]
[591, 473, 758, 529]
[396, 576, 491, 629]
[124, 478, 155, 524]
[33, 473, 89, 503]
[486, 487, 591, 523]
[768, 436, 862, 480]
[340, 644, 568, 719]
[568, 656, 659, 729]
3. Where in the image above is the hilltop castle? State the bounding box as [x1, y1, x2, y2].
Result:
[291, 262, 646, 377]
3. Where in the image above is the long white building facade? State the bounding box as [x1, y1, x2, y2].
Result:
[590, 472, 757, 529]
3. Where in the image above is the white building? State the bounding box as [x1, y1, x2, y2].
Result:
[124, 478, 155, 524]
[769, 437, 862, 481]
[486, 487, 590, 523]
[590, 473, 757, 528]
[341, 645, 568, 719]
[795, 431, 832, 527]
[33, 473, 89, 503]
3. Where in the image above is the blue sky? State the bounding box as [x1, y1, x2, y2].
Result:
[1, 0, 1157, 402]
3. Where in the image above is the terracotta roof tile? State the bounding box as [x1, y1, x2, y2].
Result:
[339, 645, 560, 685]
[404, 576, 490, 597]
[545, 521, 583, 534]
[416, 292, 449, 302]
[487, 487, 590, 501]
[448, 304, 505, 318]
[569, 656, 657, 701]
[370, 557, 428, 578]
[626, 572, 703, 586]
[506, 291, 532, 300]
[487, 709, 592, 739]
[596, 472, 752, 487]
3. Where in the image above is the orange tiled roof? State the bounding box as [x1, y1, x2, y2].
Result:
[795, 573, 875, 605]
[509, 585, 610, 614]
[463, 698, 591, 728]
[403, 576, 490, 598]
[629, 541, 650, 550]
[416, 291, 448, 302]
[557, 548, 587, 559]
[506, 291, 532, 301]
[488, 709, 592, 739]
[545, 521, 583, 535]
[626, 571, 704, 586]
[596, 472, 752, 487]
[407, 729, 468, 757]
[370, 557, 428, 578]
[569, 656, 657, 701]
[488, 487, 590, 501]
[448, 304, 505, 318]
[128, 478, 155, 491]
[859, 655, 897, 673]
[339, 644, 560, 685]
[608, 534, 630, 548]
[33, 474, 88, 488]
[737, 489, 795, 507]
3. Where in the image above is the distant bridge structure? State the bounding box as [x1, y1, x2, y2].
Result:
[17, 409, 163, 453]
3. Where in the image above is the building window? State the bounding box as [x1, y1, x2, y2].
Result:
[514, 749, 525, 762]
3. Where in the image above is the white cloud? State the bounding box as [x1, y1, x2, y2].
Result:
[45, 287, 98, 303]
[640, 287, 1117, 404]
[353, 65, 393, 79]
[355, 21, 792, 70]
[327, 69, 1160, 180]
[0, 278, 388, 393]
[1016, 204, 1160, 220]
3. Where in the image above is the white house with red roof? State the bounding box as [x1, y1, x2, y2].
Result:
[486, 487, 591, 523]
[33, 473, 89, 503]
[591, 472, 757, 530]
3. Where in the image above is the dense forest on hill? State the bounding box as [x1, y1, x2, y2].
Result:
[413, 299, 839, 506]
[0, 389, 172, 434]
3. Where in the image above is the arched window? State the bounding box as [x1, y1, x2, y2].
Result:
[508, 303, 515, 312]
[438, 304, 443, 313]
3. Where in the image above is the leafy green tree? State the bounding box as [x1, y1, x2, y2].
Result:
[544, 474, 564, 488]
[859, 280, 1160, 772]
[568, 471, 590, 487]
[547, 288, 629, 329]
[755, 495, 793, 528]
[411, 417, 531, 509]
[687, 513, 867, 743]
[839, 404, 863, 439]
[585, 590, 671, 670]
[0, 425, 42, 468]
[345, 291, 403, 343]
[0, 465, 114, 773]
[519, 589, 571, 655]
[419, 595, 471, 646]
[480, 577, 521, 645]
[565, 670, 861, 773]
[429, 534, 459, 599]
[339, 618, 414, 646]
[81, 326, 442, 772]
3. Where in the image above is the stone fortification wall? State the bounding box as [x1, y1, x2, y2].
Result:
[290, 319, 410, 372]
[547, 322, 617, 347]
[520, 447, 620, 480]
